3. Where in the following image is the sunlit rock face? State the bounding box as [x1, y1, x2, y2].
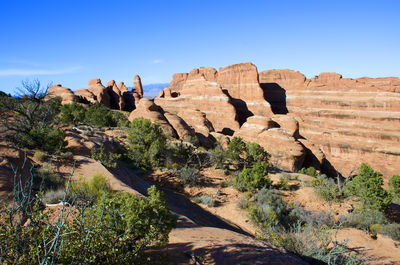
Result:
[259, 69, 400, 177]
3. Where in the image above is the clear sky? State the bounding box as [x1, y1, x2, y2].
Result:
[0, 0, 399, 94]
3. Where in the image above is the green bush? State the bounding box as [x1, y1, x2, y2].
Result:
[209, 143, 227, 169]
[345, 163, 392, 212]
[110, 111, 130, 127]
[91, 145, 121, 169]
[233, 162, 271, 192]
[298, 166, 318, 177]
[127, 118, 167, 169]
[381, 223, 400, 241]
[85, 103, 114, 127]
[278, 176, 290, 190]
[179, 166, 199, 187]
[60, 102, 86, 125]
[244, 142, 268, 166]
[248, 188, 291, 229]
[70, 173, 111, 204]
[310, 175, 340, 202]
[389, 174, 400, 201]
[33, 150, 47, 162]
[277, 224, 364, 264]
[22, 127, 66, 152]
[227, 136, 246, 164]
[0, 178, 177, 264]
[340, 209, 388, 231]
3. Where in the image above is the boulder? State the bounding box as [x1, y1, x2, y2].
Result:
[234, 115, 305, 172]
[75, 88, 96, 104]
[128, 98, 177, 138]
[46, 84, 76, 104]
[86, 78, 110, 107]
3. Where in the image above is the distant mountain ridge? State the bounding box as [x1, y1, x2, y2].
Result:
[128, 83, 169, 98]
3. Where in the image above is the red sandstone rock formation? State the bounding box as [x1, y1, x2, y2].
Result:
[128, 98, 177, 138]
[234, 115, 305, 171]
[86, 78, 110, 107]
[106, 80, 125, 110]
[156, 73, 240, 134]
[134, 75, 144, 97]
[169, 73, 188, 93]
[259, 69, 400, 177]
[75, 88, 96, 104]
[45, 84, 76, 104]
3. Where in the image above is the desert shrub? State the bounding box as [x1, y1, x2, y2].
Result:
[389, 174, 400, 201]
[127, 118, 167, 169]
[110, 111, 130, 127]
[91, 145, 121, 169]
[165, 141, 195, 168]
[41, 188, 68, 204]
[237, 195, 251, 209]
[233, 162, 271, 192]
[33, 150, 47, 162]
[277, 224, 364, 265]
[0, 80, 62, 148]
[244, 142, 268, 166]
[0, 171, 177, 264]
[70, 173, 111, 204]
[289, 207, 335, 228]
[380, 223, 400, 241]
[227, 136, 246, 164]
[22, 127, 66, 152]
[298, 166, 318, 177]
[278, 176, 290, 190]
[179, 166, 199, 187]
[248, 188, 292, 229]
[345, 163, 392, 212]
[192, 194, 216, 207]
[209, 142, 227, 169]
[85, 102, 114, 127]
[340, 209, 388, 231]
[59, 151, 74, 160]
[60, 102, 86, 125]
[310, 175, 340, 202]
[33, 163, 64, 190]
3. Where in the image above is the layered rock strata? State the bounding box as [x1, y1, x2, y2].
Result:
[259, 69, 400, 177]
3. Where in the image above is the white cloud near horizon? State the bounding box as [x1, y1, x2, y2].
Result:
[0, 66, 83, 76]
[150, 59, 164, 64]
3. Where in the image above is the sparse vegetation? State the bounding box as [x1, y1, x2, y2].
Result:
[298, 166, 318, 177]
[0, 168, 177, 264]
[192, 194, 216, 207]
[179, 166, 199, 187]
[91, 145, 121, 169]
[345, 163, 392, 212]
[33, 150, 47, 162]
[310, 175, 340, 202]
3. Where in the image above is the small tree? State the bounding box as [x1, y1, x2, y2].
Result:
[389, 174, 400, 201]
[233, 162, 271, 191]
[60, 102, 86, 125]
[85, 103, 114, 127]
[127, 118, 167, 169]
[227, 136, 246, 164]
[345, 163, 392, 212]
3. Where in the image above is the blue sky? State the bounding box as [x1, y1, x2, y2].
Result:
[0, 0, 399, 94]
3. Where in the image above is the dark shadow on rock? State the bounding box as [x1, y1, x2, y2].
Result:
[221, 89, 253, 126]
[156, 242, 308, 265]
[106, 86, 120, 110]
[260, 83, 288, 115]
[221, 128, 234, 136]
